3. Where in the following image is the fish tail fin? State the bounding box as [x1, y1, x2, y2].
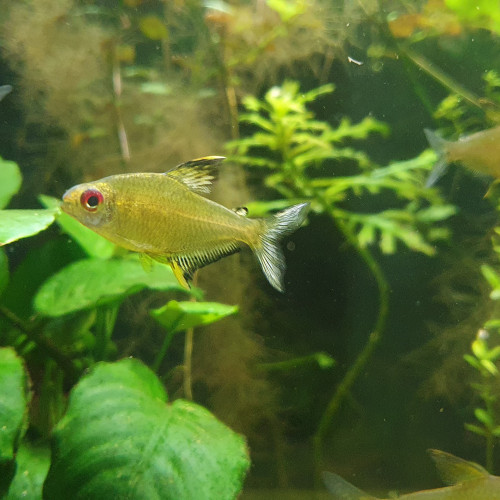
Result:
[424, 128, 450, 187]
[322, 471, 379, 499]
[252, 202, 309, 292]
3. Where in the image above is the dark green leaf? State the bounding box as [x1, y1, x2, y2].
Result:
[6, 444, 50, 500]
[43, 359, 249, 500]
[34, 257, 190, 317]
[0, 248, 8, 297]
[0, 210, 57, 246]
[0, 348, 30, 462]
[0, 158, 22, 209]
[151, 300, 238, 334]
[39, 195, 116, 259]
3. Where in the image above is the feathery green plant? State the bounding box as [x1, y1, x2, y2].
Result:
[227, 81, 457, 476]
[229, 81, 456, 257]
[465, 230, 500, 472]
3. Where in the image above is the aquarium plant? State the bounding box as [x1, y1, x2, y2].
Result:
[464, 227, 500, 473]
[228, 80, 457, 473]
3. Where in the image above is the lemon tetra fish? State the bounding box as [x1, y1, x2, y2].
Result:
[323, 449, 500, 499]
[425, 125, 500, 186]
[61, 156, 309, 292]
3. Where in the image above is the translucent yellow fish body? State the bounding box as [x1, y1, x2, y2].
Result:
[425, 126, 500, 185]
[323, 449, 500, 499]
[61, 157, 309, 291]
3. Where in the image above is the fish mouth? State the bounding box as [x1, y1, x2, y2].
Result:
[61, 186, 80, 214]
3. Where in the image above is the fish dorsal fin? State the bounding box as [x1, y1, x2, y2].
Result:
[232, 206, 248, 216]
[164, 156, 225, 194]
[428, 449, 489, 485]
[322, 472, 378, 500]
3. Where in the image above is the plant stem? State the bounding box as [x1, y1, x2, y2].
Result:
[0, 305, 80, 382]
[312, 204, 389, 482]
[152, 327, 177, 373]
[183, 327, 194, 400]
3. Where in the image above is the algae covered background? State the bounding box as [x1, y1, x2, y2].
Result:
[1, 0, 500, 498]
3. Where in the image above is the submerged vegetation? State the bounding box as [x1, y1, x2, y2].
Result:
[1, 0, 500, 498]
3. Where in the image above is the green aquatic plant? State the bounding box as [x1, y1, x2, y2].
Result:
[228, 80, 457, 475]
[464, 328, 500, 473]
[464, 230, 500, 473]
[0, 160, 250, 497]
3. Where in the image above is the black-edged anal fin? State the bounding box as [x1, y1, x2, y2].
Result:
[149, 241, 241, 289]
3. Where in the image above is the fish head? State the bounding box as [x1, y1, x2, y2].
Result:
[61, 181, 115, 228]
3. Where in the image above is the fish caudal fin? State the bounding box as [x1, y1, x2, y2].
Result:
[322, 471, 378, 500]
[424, 128, 450, 187]
[254, 202, 309, 292]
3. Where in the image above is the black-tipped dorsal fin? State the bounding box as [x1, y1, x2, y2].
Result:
[428, 449, 489, 485]
[164, 156, 225, 194]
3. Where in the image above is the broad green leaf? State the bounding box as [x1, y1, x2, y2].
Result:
[34, 257, 190, 317]
[5, 444, 50, 500]
[0, 158, 22, 209]
[39, 195, 115, 259]
[43, 359, 249, 500]
[0, 210, 57, 246]
[0, 248, 8, 297]
[0, 348, 30, 462]
[151, 300, 238, 334]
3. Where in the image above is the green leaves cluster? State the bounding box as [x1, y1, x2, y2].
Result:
[229, 81, 456, 256]
[1, 349, 249, 499]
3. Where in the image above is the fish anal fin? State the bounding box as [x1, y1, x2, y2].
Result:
[171, 242, 241, 288]
[170, 260, 191, 290]
[428, 449, 489, 485]
[164, 156, 225, 194]
[322, 471, 378, 500]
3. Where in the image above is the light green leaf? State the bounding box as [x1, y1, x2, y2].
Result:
[0, 210, 57, 246]
[39, 195, 115, 259]
[34, 257, 190, 317]
[42, 359, 249, 500]
[151, 300, 238, 334]
[0, 158, 22, 209]
[5, 444, 50, 500]
[480, 359, 499, 376]
[0, 348, 30, 462]
[465, 423, 487, 436]
[474, 408, 494, 428]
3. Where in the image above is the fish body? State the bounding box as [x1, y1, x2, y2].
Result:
[425, 126, 500, 185]
[323, 449, 500, 499]
[61, 156, 309, 291]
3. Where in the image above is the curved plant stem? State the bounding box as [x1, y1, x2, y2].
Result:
[0, 305, 80, 382]
[312, 208, 390, 482]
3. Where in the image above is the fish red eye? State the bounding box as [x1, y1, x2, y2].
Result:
[80, 189, 103, 212]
